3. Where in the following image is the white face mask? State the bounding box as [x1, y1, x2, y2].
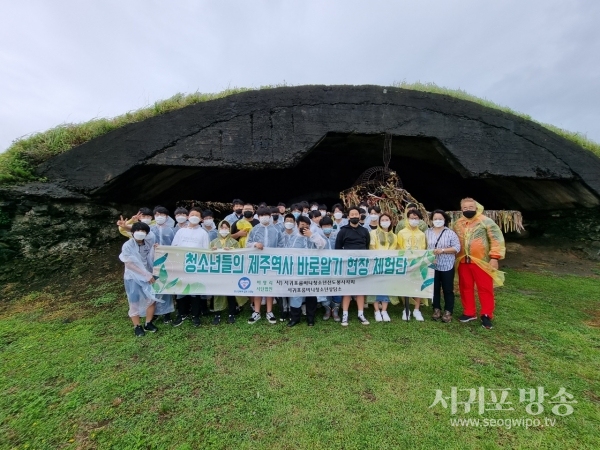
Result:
[176, 215, 187, 223]
[155, 216, 167, 225]
[188, 216, 201, 225]
[310, 206, 318, 211]
[320, 211, 326, 217]
[219, 229, 229, 237]
[409, 219, 420, 228]
[203, 219, 214, 228]
[133, 231, 147, 240]
[259, 216, 271, 225]
[333, 212, 343, 220]
[284, 222, 295, 230]
[140, 218, 151, 224]
[370, 214, 379, 222]
[380, 221, 391, 229]
[433, 219, 445, 228]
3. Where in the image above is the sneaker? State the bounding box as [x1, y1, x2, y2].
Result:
[357, 315, 370, 325]
[374, 311, 383, 322]
[432, 308, 442, 321]
[280, 310, 289, 322]
[144, 322, 158, 333]
[266, 312, 277, 324]
[322, 306, 331, 321]
[211, 315, 221, 325]
[247, 312, 261, 324]
[172, 315, 187, 327]
[442, 311, 453, 323]
[381, 311, 391, 322]
[228, 315, 236, 324]
[162, 313, 172, 324]
[341, 315, 349, 327]
[134, 325, 145, 337]
[402, 309, 411, 321]
[459, 314, 477, 323]
[332, 307, 341, 322]
[191, 316, 201, 327]
[481, 315, 493, 329]
[413, 310, 424, 322]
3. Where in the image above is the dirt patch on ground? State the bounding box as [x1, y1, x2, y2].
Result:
[502, 238, 600, 277]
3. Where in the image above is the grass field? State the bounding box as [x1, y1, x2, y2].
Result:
[1, 268, 599, 449]
[1, 82, 599, 185]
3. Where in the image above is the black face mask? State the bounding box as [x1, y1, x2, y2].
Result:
[272, 214, 279, 221]
[235, 209, 243, 215]
[243, 211, 253, 219]
[463, 210, 476, 219]
[360, 214, 366, 221]
[349, 218, 360, 225]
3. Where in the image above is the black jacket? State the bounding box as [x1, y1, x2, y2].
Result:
[335, 224, 370, 250]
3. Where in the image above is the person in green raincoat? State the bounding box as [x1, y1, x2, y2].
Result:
[208, 220, 248, 324]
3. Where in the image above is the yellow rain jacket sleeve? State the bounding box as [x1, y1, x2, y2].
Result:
[235, 218, 253, 248]
[397, 227, 427, 250]
[453, 202, 506, 287]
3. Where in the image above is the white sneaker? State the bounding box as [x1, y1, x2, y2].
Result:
[402, 309, 411, 321]
[374, 311, 383, 322]
[247, 312, 261, 324]
[413, 310, 424, 321]
[381, 311, 391, 322]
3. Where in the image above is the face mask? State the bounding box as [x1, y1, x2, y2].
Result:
[409, 219, 420, 227]
[203, 219, 214, 228]
[219, 229, 229, 237]
[140, 218, 151, 224]
[380, 221, 391, 229]
[272, 214, 279, 221]
[333, 212, 343, 220]
[323, 227, 332, 235]
[349, 218, 360, 225]
[155, 216, 167, 225]
[176, 215, 187, 223]
[370, 214, 379, 222]
[259, 216, 270, 225]
[310, 206, 318, 211]
[360, 214, 366, 221]
[433, 219, 445, 228]
[320, 211, 326, 217]
[292, 212, 300, 219]
[133, 231, 147, 240]
[188, 216, 201, 225]
[284, 222, 295, 230]
[243, 211, 253, 219]
[234, 208, 243, 215]
[463, 210, 476, 219]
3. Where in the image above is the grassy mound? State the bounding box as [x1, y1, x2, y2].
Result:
[1, 268, 599, 449]
[1, 82, 599, 185]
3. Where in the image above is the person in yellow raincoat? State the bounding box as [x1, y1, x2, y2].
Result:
[397, 209, 428, 321]
[453, 198, 505, 330]
[208, 221, 248, 324]
[230, 203, 257, 247]
[368, 213, 399, 322]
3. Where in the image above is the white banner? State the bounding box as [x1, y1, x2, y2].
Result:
[152, 246, 435, 298]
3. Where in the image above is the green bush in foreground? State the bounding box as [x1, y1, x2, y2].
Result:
[0, 269, 599, 449]
[1, 82, 599, 185]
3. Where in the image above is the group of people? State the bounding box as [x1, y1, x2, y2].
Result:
[117, 197, 506, 337]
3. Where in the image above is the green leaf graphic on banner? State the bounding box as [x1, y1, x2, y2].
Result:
[397, 250, 405, 257]
[164, 278, 179, 290]
[420, 278, 434, 291]
[158, 265, 168, 283]
[153, 253, 168, 266]
[182, 282, 205, 295]
[420, 262, 429, 280]
[182, 283, 191, 295]
[410, 257, 420, 267]
[152, 282, 161, 292]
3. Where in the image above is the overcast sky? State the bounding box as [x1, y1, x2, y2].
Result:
[1, 0, 599, 152]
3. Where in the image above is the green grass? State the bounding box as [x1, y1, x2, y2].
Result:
[0, 269, 599, 449]
[1, 82, 599, 185]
